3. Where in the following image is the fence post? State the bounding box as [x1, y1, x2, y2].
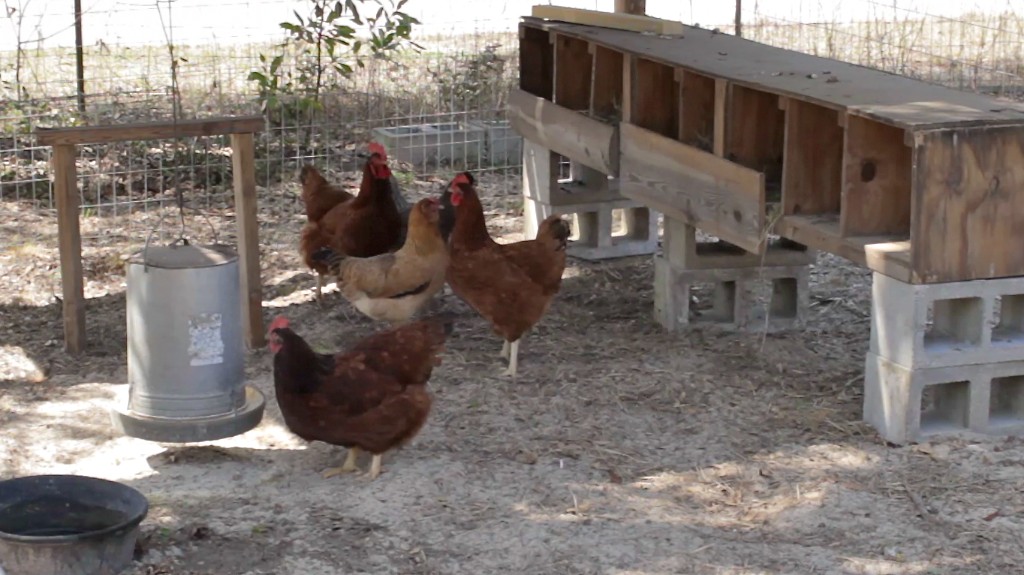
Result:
[735, 0, 743, 37]
[74, 0, 86, 113]
[53, 144, 86, 354]
[614, 0, 645, 16]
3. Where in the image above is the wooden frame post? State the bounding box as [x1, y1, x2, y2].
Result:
[230, 133, 265, 350]
[713, 78, 728, 157]
[35, 115, 265, 354]
[53, 144, 86, 354]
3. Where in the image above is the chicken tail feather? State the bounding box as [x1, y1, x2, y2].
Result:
[299, 164, 322, 186]
[311, 246, 346, 272]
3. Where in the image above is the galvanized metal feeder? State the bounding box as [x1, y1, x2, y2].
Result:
[110, 242, 265, 443]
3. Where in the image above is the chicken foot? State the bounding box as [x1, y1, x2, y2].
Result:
[321, 447, 361, 478]
[502, 339, 520, 377]
[314, 273, 324, 301]
[367, 454, 383, 480]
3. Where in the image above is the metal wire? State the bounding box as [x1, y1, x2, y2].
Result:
[2, 1, 1023, 262]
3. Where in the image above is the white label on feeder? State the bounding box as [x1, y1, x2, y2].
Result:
[188, 313, 225, 367]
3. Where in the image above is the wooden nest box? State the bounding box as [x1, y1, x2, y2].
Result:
[513, 6, 1024, 284]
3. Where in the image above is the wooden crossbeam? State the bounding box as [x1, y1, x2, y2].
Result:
[35, 115, 264, 145]
[531, 5, 684, 36]
[33, 115, 266, 354]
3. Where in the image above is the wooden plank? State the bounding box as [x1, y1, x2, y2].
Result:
[678, 70, 716, 153]
[53, 144, 86, 354]
[36, 115, 264, 145]
[777, 214, 914, 283]
[531, 5, 684, 36]
[632, 57, 678, 138]
[614, 0, 646, 14]
[726, 84, 785, 194]
[621, 54, 634, 123]
[519, 24, 554, 99]
[911, 126, 1024, 283]
[521, 19, 1024, 130]
[619, 122, 765, 253]
[230, 133, 265, 349]
[590, 44, 623, 121]
[865, 241, 916, 284]
[840, 115, 912, 236]
[782, 98, 843, 216]
[508, 88, 618, 175]
[713, 78, 727, 157]
[554, 34, 592, 111]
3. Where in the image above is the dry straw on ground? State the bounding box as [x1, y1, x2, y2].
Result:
[3, 172, 1024, 575]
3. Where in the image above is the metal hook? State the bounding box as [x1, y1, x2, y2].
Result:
[142, 212, 173, 273]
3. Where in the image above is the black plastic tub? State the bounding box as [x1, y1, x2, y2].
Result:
[0, 474, 149, 575]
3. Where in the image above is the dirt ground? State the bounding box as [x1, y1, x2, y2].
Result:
[2, 173, 1024, 575]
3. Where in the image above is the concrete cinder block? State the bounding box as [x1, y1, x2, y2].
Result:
[990, 375, 1024, 429]
[862, 351, 1024, 444]
[653, 255, 810, 333]
[662, 217, 816, 270]
[525, 196, 660, 261]
[469, 120, 522, 168]
[869, 272, 1024, 369]
[371, 122, 486, 170]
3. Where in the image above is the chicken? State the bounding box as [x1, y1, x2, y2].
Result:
[299, 164, 354, 223]
[319, 142, 404, 257]
[298, 143, 405, 300]
[437, 171, 473, 244]
[311, 196, 449, 325]
[298, 165, 355, 300]
[445, 172, 572, 377]
[267, 313, 454, 480]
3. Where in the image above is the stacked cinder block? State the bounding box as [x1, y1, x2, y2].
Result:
[522, 141, 659, 260]
[864, 273, 1024, 444]
[653, 217, 814, 332]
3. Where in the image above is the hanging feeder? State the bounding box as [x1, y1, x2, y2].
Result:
[110, 242, 265, 443]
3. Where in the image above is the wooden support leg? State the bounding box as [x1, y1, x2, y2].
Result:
[231, 133, 265, 349]
[53, 144, 86, 354]
[522, 140, 559, 207]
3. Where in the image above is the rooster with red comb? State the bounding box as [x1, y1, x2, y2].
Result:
[299, 141, 409, 299]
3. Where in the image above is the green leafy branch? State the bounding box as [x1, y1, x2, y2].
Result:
[247, 0, 421, 141]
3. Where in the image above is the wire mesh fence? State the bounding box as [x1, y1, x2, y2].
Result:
[743, 1, 1024, 99]
[3, 0, 1024, 250]
[2, 0, 521, 252]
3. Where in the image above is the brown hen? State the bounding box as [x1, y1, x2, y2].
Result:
[312, 197, 449, 325]
[268, 313, 453, 480]
[298, 143, 405, 300]
[445, 172, 571, 377]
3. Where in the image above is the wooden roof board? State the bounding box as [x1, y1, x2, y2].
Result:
[523, 17, 1024, 130]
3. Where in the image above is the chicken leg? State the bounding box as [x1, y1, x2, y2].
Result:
[321, 447, 361, 478]
[367, 454, 383, 480]
[502, 339, 520, 377]
[314, 273, 324, 301]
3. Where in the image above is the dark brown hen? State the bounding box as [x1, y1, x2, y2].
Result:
[268, 313, 454, 480]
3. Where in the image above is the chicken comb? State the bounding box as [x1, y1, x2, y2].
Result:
[451, 172, 472, 187]
[367, 141, 388, 160]
[268, 315, 290, 332]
